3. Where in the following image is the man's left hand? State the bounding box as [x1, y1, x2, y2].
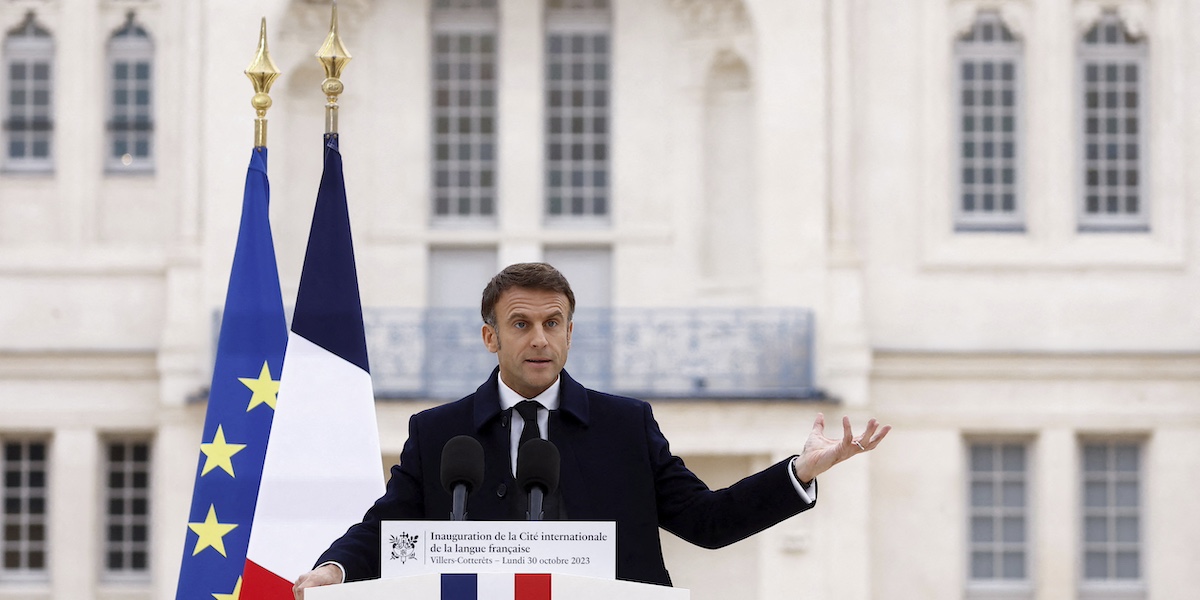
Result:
[792, 413, 890, 484]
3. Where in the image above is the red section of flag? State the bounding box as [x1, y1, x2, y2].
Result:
[514, 573, 552, 600]
[242, 559, 294, 599]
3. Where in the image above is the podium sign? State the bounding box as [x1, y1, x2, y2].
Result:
[381, 521, 616, 580]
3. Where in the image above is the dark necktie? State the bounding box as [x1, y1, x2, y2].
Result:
[514, 400, 542, 450]
[511, 400, 564, 520]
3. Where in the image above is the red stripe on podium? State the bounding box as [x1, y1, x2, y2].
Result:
[242, 559, 295, 599]
[514, 573, 551, 600]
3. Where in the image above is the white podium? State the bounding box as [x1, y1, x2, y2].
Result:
[306, 572, 690, 600]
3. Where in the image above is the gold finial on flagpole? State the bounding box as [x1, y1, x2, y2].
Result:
[245, 18, 281, 148]
[316, 2, 352, 135]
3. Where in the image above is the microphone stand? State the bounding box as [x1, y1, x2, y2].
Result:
[451, 484, 468, 521]
[527, 487, 545, 521]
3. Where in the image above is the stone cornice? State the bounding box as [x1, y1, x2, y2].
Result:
[0, 349, 159, 380]
[873, 350, 1200, 380]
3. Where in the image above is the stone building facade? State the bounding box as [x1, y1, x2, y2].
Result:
[0, 1, 1196, 599]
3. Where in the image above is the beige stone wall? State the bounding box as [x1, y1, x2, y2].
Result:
[0, 0, 1196, 598]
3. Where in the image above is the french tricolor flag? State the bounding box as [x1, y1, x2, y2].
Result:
[242, 136, 385, 597]
[441, 574, 553, 600]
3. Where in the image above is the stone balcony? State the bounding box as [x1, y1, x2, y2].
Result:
[362, 307, 817, 401]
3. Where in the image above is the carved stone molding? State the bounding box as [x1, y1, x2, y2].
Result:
[289, 0, 371, 32]
[708, 47, 751, 90]
[102, 0, 160, 11]
[950, 0, 1031, 40]
[670, 0, 750, 38]
[1074, 0, 1149, 38]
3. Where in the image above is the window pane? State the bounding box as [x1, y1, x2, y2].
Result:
[545, 8, 611, 220]
[106, 19, 154, 171]
[1085, 516, 1108, 542]
[1001, 517, 1024, 543]
[1115, 481, 1138, 507]
[1115, 516, 1138, 543]
[1079, 13, 1147, 231]
[1, 439, 48, 574]
[955, 14, 1021, 231]
[431, 22, 498, 220]
[971, 551, 994, 578]
[971, 517, 994, 542]
[1115, 445, 1138, 471]
[1001, 552, 1024, 579]
[5, 30, 54, 168]
[967, 441, 1028, 583]
[1001, 482, 1024, 507]
[971, 481, 993, 507]
[1115, 552, 1139, 579]
[1085, 552, 1108, 578]
[1081, 440, 1143, 582]
[104, 439, 152, 575]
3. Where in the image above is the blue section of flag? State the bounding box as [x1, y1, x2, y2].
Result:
[442, 573, 479, 600]
[175, 148, 288, 599]
[290, 134, 370, 372]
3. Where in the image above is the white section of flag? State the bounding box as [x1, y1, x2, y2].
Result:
[477, 573, 516, 600]
[246, 332, 385, 582]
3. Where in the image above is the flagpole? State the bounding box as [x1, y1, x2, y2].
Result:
[246, 18, 281, 148]
[317, 2, 352, 135]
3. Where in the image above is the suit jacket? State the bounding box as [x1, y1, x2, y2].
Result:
[317, 368, 815, 586]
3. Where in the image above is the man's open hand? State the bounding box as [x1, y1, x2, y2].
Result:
[792, 413, 890, 484]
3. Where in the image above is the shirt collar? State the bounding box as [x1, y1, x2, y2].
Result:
[497, 374, 561, 411]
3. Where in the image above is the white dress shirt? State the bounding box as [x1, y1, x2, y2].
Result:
[497, 373, 560, 477]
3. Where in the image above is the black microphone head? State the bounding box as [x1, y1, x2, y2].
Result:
[516, 438, 560, 495]
[440, 435, 484, 495]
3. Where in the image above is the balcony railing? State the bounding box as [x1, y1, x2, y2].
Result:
[363, 307, 816, 400]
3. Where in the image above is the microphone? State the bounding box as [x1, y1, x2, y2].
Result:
[440, 435, 484, 521]
[516, 438, 560, 521]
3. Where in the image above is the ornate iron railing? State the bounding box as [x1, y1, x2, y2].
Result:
[362, 307, 816, 400]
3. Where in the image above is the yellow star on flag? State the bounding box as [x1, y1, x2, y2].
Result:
[188, 505, 238, 557]
[199, 425, 246, 477]
[212, 576, 242, 600]
[240, 360, 280, 411]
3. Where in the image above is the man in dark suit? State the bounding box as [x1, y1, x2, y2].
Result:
[294, 263, 889, 597]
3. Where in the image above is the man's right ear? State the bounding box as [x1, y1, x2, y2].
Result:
[481, 323, 500, 353]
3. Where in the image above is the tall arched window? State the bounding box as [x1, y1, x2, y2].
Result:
[544, 0, 610, 221]
[107, 13, 154, 173]
[1078, 12, 1147, 232]
[954, 11, 1023, 232]
[431, 0, 499, 222]
[3, 12, 53, 172]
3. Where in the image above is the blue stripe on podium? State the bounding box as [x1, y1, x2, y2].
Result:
[441, 573, 478, 600]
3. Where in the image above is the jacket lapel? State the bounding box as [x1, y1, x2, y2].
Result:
[469, 369, 521, 519]
[549, 370, 592, 519]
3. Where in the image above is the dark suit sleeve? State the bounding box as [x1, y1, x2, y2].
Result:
[644, 403, 815, 549]
[314, 414, 428, 581]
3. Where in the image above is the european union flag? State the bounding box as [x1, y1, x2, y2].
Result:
[175, 147, 287, 599]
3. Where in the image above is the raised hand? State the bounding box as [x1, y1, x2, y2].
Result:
[791, 413, 890, 484]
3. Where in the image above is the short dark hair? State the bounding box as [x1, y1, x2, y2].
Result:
[481, 262, 576, 326]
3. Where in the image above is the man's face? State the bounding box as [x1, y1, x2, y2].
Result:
[482, 287, 573, 399]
